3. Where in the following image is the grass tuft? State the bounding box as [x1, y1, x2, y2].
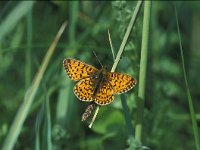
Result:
[2, 21, 67, 150]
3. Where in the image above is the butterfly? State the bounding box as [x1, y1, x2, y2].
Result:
[63, 58, 136, 105]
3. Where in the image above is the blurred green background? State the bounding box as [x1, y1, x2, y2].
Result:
[0, 1, 200, 150]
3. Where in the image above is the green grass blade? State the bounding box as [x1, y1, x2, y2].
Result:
[25, 8, 32, 88]
[35, 102, 45, 150]
[57, 1, 79, 125]
[175, 6, 200, 150]
[56, 80, 73, 125]
[0, 1, 35, 42]
[69, 1, 79, 44]
[111, 1, 143, 72]
[108, 29, 115, 61]
[56, 2, 79, 127]
[121, 95, 134, 137]
[135, 1, 151, 143]
[2, 21, 67, 150]
[45, 92, 52, 150]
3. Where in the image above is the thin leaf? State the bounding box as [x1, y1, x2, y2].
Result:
[175, 6, 200, 150]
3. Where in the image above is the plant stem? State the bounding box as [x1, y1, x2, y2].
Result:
[135, 1, 151, 142]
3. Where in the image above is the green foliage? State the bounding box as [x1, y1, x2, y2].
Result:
[0, 1, 199, 150]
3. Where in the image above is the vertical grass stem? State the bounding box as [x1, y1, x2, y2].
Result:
[135, 1, 151, 142]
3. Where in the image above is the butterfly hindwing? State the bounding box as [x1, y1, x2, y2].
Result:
[94, 81, 114, 105]
[74, 78, 95, 102]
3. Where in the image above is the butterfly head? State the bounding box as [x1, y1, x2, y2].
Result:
[102, 66, 108, 70]
[101, 66, 108, 75]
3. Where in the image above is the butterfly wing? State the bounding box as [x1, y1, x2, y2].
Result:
[94, 81, 114, 105]
[107, 72, 136, 94]
[73, 78, 95, 102]
[63, 58, 98, 81]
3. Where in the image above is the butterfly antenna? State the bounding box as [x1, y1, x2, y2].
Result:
[93, 51, 103, 67]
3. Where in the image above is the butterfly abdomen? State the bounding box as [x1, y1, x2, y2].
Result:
[82, 103, 97, 122]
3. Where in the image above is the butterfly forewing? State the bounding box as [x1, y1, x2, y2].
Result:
[63, 59, 98, 81]
[107, 72, 136, 94]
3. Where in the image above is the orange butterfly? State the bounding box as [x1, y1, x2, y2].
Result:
[63, 58, 136, 105]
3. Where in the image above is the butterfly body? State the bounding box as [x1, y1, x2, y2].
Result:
[63, 58, 136, 105]
[90, 67, 108, 98]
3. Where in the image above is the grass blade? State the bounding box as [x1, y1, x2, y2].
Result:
[121, 95, 134, 137]
[0, 1, 35, 41]
[2, 21, 67, 150]
[35, 101, 45, 150]
[135, 1, 151, 142]
[111, 1, 143, 72]
[108, 29, 115, 61]
[25, 8, 32, 88]
[175, 6, 200, 150]
[56, 2, 79, 126]
[45, 92, 52, 150]
[69, 1, 79, 44]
